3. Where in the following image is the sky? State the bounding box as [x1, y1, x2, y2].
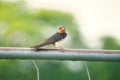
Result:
[26, 0, 120, 48]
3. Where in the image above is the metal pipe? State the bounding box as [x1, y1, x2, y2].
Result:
[0, 47, 120, 61]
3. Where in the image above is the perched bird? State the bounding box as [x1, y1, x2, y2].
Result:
[31, 25, 67, 49]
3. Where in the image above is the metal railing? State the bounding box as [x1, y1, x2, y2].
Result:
[0, 47, 120, 61]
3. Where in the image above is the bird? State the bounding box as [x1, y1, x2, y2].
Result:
[31, 25, 67, 50]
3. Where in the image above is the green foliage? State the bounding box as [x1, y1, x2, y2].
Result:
[88, 36, 120, 80]
[33, 9, 73, 26]
[101, 36, 120, 50]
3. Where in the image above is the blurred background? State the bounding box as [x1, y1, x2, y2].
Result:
[0, 0, 120, 80]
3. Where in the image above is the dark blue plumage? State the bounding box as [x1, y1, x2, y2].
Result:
[31, 26, 67, 48]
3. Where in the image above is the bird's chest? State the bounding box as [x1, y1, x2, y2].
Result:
[54, 39, 63, 47]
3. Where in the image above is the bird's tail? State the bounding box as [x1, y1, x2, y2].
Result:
[31, 42, 49, 48]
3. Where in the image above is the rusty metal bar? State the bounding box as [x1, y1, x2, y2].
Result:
[0, 47, 120, 61]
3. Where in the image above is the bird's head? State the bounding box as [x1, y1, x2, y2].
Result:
[57, 25, 66, 33]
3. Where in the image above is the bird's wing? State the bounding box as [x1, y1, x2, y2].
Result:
[31, 33, 63, 48]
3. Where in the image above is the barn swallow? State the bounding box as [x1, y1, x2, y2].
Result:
[31, 25, 67, 50]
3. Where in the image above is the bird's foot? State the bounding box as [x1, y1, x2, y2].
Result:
[60, 47, 65, 52]
[31, 48, 39, 51]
